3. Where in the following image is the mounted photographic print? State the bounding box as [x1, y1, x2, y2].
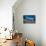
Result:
[23, 15, 36, 24]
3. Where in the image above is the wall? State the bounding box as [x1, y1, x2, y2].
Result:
[41, 0, 46, 46]
[0, 0, 16, 30]
[13, 0, 46, 46]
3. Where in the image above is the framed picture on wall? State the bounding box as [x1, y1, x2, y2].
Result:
[23, 15, 36, 24]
